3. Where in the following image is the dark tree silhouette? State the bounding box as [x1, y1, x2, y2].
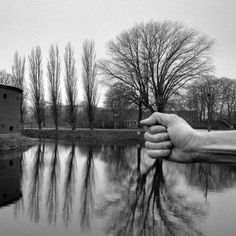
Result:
[82, 40, 98, 129]
[64, 43, 78, 130]
[47, 45, 61, 130]
[29, 46, 45, 129]
[28, 143, 45, 222]
[80, 146, 95, 230]
[63, 143, 76, 226]
[12, 51, 26, 129]
[46, 141, 60, 225]
[100, 21, 214, 112]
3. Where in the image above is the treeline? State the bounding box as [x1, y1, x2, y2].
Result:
[0, 20, 234, 129]
[0, 41, 98, 130]
[173, 76, 236, 124]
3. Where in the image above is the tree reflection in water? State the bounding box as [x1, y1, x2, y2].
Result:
[101, 144, 134, 183]
[14, 142, 236, 235]
[14, 153, 25, 217]
[46, 140, 60, 225]
[98, 147, 205, 236]
[181, 163, 236, 198]
[80, 146, 95, 230]
[62, 142, 76, 226]
[28, 143, 45, 222]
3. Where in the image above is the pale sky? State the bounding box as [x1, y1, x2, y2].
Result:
[1, 0, 236, 103]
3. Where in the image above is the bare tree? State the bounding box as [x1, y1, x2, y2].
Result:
[12, 51, 25, 88]
[220, 77, 236, 121]
[64, 43, 77, 130]
[47, 44, 61, 130]
[29, 46, 44, 129]
[104, 82, 133, 128]
[82, 40, 98, 129]
[184, 76, 223, 128]
[99, 21, 214, 112]
[204, 77, 223, 121]
[0, 70, 12, 85]
[12, 51, 26, 129]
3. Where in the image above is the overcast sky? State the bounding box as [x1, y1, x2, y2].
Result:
[1, 0, 236, 102]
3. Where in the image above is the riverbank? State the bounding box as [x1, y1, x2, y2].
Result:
[0, 134, 37, 151]
[22, 128, 145, 144]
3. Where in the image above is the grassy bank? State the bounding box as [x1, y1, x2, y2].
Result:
[22, 128, 145, 144]
[0, 134, 37, 151]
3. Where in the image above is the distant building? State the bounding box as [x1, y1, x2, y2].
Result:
[0, 84, 22, 134]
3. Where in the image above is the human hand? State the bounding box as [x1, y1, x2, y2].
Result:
[140, 112, 201, 162]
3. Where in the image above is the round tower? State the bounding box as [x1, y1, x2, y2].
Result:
[0, 84, 23, 134]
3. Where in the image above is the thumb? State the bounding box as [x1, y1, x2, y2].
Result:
[140, 112, 170, 127]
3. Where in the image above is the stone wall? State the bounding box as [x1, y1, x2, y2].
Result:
[0, 85, 22, 134]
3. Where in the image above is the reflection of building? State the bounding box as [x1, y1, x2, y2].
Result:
[0, 84, 22, 134]
[0, 152, 22, 207]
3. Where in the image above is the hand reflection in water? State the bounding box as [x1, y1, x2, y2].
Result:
[141, 112, 236, 163]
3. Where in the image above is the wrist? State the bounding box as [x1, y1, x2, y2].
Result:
[188, 130, 207, 151]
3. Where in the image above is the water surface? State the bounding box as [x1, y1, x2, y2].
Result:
[0, 141, 236, 236]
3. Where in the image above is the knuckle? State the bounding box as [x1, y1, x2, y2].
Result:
[165, 141, 172, 148]
[144, 132, 149, 139]
[163, 149, 171, 155]
[170, 114, 178, 120]
[161, 132, 169, 140]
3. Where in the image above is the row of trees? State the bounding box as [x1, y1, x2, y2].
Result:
[2, 20, 234, 129]
[0, 40, 98, 130]
[29, 41, 98, 130]
[183, 76, 236, 123]
[104, 75, 236, 128]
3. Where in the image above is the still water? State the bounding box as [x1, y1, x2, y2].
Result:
[0, 141, 236, 236]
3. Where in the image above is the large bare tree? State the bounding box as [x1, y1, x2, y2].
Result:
[12, 51, 26, 129]
[64, 43, 77, 130]
[47, 45, 61, 130]
[29, 46, 45, 129]
[99, 21, 214, 112]
[82, 40, 98, 129]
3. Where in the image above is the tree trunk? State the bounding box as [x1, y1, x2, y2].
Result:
[20, 102, 24, 131]
[137, 102, 143, 127]
[158, 102, 166, 113]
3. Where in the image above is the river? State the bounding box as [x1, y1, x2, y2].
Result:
[0, 141, 236, 236]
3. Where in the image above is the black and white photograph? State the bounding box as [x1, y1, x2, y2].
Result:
[0, 0, 236, 235]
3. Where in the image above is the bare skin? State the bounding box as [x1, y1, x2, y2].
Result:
[141, 112, 236, 163]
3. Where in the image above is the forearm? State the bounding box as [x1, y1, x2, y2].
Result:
[197, 130, 236, 152]
[171, 130, 236, 163]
